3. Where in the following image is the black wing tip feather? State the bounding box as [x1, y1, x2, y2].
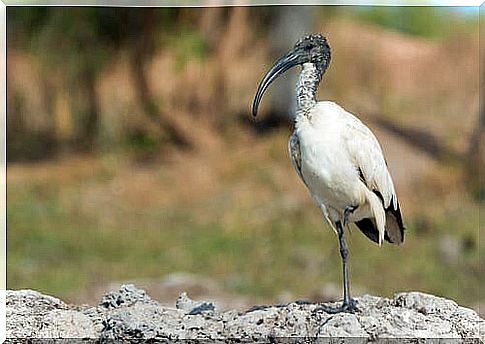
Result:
[355, 218, 380, 244]
[388, 200, 405, 243]
[352, 176, 405, 244]
[394, 201, 405, 229]
[355, 199, 405, 245]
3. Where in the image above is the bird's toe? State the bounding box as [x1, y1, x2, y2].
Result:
[344, 298, 359, 313]
[314, 298, 358, 314]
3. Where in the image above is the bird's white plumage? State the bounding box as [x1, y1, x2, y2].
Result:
[289, 101, 399, 245]
[253, 35, 404, 311]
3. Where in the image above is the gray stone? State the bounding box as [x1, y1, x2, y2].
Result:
[6, 289, 97, 339]
[37, 310, 98, 338]
[99, 283, 155, 309]
[176, 291, 216, 315]
[6, 285, 485, 342]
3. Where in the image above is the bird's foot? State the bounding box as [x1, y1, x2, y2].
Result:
[315, 298, 358, 314]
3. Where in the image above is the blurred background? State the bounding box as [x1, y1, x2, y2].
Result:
[6, 6, 483, 314]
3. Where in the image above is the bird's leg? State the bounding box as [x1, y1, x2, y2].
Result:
[343, 205, 358, 226]
[338, 221, 356, 310]
[316, 221, 358, 314]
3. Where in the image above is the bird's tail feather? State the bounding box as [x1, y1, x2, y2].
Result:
[355, 194, 405, 245]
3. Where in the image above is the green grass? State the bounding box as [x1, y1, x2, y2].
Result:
[350, 7, 477, 39]
[6, 147, 482, 308]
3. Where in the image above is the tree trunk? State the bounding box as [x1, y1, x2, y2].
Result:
[129, 10, 191, 148]
[465, 6, 484, 199]
[465, 78, 484, 198]
[268, 6, 314, 123]
[81, 68, 100, 151]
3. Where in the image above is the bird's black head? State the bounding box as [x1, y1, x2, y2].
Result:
[292, 34, 331, 72]
[252, 34, 331, 117]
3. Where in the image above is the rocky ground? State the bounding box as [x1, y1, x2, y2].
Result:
[5, 284, 484, 342]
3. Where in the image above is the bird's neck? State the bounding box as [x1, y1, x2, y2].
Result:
[295, 62, 322, 121]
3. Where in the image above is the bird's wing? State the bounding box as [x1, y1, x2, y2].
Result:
[288, 131, 306, 184]
[343, 116, 396, 209]
[342, 114, 405, 244]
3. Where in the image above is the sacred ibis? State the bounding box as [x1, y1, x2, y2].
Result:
[252, 34, 405, 313]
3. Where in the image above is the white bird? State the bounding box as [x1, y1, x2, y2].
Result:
[252, 34, 404, 313]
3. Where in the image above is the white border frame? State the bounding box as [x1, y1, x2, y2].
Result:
[0, 1, 482, 342]
[1, 1, 6, 342]
[2, 0, 485, 6]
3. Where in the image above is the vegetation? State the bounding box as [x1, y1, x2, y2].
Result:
[6, 6, 482, 310]
[351, 6, 477, 39]
[7, 130, 481, 306]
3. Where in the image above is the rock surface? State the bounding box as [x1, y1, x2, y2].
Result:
[6, 284, 485, 342]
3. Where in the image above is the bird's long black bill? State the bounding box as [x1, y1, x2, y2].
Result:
[252, 52, 299, 117]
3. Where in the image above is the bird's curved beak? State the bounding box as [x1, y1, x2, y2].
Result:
[252, 51, 300, 117]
